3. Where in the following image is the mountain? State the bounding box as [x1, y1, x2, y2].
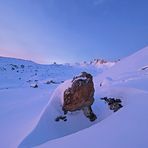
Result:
[74, 58, 115, 68]
[0, 47, 148, 148]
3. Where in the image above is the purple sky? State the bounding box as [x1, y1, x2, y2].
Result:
[0, 0, 148, 64]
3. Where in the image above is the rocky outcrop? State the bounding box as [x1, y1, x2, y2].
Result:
[101, 97, 123, 112]
[62, 72, 97, 121]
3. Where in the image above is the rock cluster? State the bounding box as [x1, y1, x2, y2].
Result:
[101, 97, 123, 112]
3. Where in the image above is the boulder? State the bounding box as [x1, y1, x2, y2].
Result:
[62, 72, 97, 121]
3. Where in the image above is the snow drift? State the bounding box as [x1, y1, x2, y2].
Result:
[19, 46, 148, 148]
[1, 46, 148, 148]
[19, 78, 113, 147]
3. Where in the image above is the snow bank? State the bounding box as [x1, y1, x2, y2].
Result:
[38, 87, 148, 148]
[19, 79, 113, 147]
[1, 46, 148, 148]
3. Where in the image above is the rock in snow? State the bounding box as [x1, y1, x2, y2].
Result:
[63, 72, 97, 122]
[0, 46, 148, 148]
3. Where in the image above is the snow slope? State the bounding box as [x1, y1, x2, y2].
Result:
[97, 46, 148, 88]
[19, 47, 148, 148]
[0, 57, 114, 89]
[18, 79, 112, 148]
[38, 87, 148, 148]
[0, 56, 114, 148]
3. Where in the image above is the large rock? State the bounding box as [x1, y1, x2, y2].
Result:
[62, 72, 97, 121]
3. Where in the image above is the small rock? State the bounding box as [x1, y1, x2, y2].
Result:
[30, 84, 38, 88]
[46, 80, 56, 84]
[101, 97, 123, 112]
[55, 116, 67, 122]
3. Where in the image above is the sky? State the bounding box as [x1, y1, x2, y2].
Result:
[0, 0, 148, 64]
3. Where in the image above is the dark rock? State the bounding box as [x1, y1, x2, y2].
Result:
[55, 116, 67, 122]
[20, 65, 25, 68]
[82, 106, 97, 122]
[55, 117, 60, 122]
[101, 97, 123, 112]
[30, 84, 38, 88]
[63, 119, 67, 122]
[46, 80, 57, 84]
[141, 66, 148, 70]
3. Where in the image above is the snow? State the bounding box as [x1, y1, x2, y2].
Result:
[0, 87, 55, 148]
[38, 87, 148, 148]
[97, 46, 148, 82]
[18, 79, 112, 148]
[0, 46, 148, 148]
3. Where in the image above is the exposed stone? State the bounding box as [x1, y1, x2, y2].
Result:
[20, 64, 25, 68]
[46, 80, 57, 84]
[30, 84, 38, 88]
[55, 116, 67, 122]
[141, 66, 148, 70]
[11, 67, 15, 70]
[63, 72, 97, 121]
[101, 97, 123, 112]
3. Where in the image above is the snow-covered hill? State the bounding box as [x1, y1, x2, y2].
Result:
[0, 47, 148, 148]
[96, 46, 148, 90]
[40, 46, 148, 148]
[0, 56, 114, 148]
[0, 56, 114, 89]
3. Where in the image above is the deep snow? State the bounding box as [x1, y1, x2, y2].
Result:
[0, 57, 113, 147]
[35, 46, 148, 148]
[0, 47, 148, 148]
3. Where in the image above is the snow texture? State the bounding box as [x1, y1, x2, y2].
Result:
[0, 46, 148, 148]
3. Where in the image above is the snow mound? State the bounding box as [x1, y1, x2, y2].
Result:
[19, 46, 148, 147]
[38, 87, 148, 148]
[0, 56, 113, 90]
[1, 46, 148, 148]
[19, 79, 115, 148]
[35, 46, 148, 148]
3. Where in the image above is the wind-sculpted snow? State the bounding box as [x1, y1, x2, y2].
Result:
[1, 46, 148, 148]
[38, 87, 148, 148]
[97, 46, 148, 88]
[19, 46, 148, 148]
[0, 56, 113, 90]
[19, 79, 113, 147]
